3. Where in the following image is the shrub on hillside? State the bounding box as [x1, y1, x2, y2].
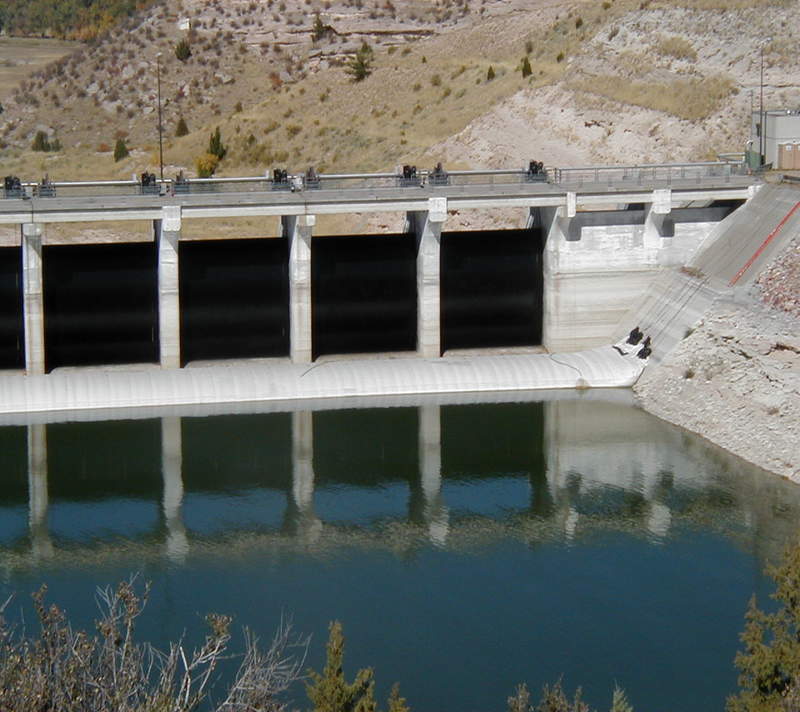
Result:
[31, 130, 50, 152]
[175, 38, 192, 62]
[195, 152, 219, 177]
[113, 138, 129, 161]
[175, 117, 189, 137]
[311, 12, 328, 41]
[521, 56, 532, 78]
[486, 65, 496, 81]
[346, 42, 374, 82]
[207, 126, 227, 160]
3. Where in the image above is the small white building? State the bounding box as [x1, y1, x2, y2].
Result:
[751, 109, 800, 169]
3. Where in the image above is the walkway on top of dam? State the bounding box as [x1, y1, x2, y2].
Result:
[0, 345, 646, 416]
[0, 162, 756, 224]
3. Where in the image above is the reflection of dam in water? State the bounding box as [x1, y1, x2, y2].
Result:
[2, 395, 797, 574]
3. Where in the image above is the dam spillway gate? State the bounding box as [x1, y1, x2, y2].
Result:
[0, 163, 756, 379]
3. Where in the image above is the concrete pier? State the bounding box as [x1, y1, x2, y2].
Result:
[643, 189, 673, 246]
[22, 223, 45, 375]
[284, 215, 314, 363]
[157, 207, 181, 369]
[410, 198, 447, 358]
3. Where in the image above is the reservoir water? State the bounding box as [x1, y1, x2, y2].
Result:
[0, 391, 797, 712]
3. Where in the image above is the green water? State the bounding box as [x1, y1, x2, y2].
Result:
[0, 395, 797, 712]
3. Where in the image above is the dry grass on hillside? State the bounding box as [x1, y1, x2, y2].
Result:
[0, 37, 77, 100]
[656, 34, 697, 61]
[568, 74, 736, 122]
[1, 0, 641, 184]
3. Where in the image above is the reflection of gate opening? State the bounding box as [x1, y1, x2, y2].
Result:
[181, 413, 292, 492]
[441, 229, 544, 352]
[179, 238, 289, 365]
[312, 234, 416, 358]
[313, 407, 418, 486]
[46, 420, 162, 499]
[43, 243, 158, 372]
[0, 247, 23, 369]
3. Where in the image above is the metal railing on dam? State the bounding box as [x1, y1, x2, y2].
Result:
[0, 161, 755, 223]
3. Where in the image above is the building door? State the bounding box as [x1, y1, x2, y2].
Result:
[777, 143, 800, 171]
[778, 143, 794, 170]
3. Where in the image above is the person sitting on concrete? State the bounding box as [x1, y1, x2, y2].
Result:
[637, 342, 652, 359]
[627, 326, 643, 345]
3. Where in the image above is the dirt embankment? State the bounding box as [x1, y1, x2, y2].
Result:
[634, 235, 800, 481]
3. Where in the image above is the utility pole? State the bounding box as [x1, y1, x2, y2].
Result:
[156, 52, 164, 182]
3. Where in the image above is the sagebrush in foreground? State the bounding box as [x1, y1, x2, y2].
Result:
[0, 579, 307, 712]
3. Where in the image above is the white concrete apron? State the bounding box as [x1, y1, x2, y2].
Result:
[0, 347, 645, 417]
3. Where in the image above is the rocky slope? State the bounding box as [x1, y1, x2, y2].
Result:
[635, 236, 800, 481]
[434, 1, 800, 167]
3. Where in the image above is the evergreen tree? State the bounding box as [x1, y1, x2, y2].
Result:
[508, 683, 531, 712]
[387, 684, 410, 712]
[610, 686, 633, 712]
[31, 130, 50, 152]
[113, 138, 129, 161]
[175, 117, 189, 137]
[346, 42, 374, 82]
[312, 12, 327, 42]
[175, 37, 192, 62]
[487, 65, 496, 81]
[208, 126, 227, 160]
[728, 542, 800, 712]
[521, 56, 532, 78]
[306, 621, 376, 712]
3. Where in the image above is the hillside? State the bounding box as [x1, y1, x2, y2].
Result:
[0, 0, 158, 41]
[0, 0, 798, 190]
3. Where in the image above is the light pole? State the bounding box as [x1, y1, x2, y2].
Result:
[156, 52, 164, 181]
[759, 39, 773, 169]
[759, 44, 765, 167]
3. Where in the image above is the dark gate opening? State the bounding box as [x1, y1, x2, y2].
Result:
[43, 243, 158, 371]
[0, 247, 23, 369]
[179, 238, 289, 365]
[441, 229, 543, 352]
[312, 234, 416, 358]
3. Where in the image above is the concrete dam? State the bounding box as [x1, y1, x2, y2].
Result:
[0, 162, 762, 414]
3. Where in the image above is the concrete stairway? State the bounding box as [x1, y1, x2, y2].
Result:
[614, 183, 800, 364]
